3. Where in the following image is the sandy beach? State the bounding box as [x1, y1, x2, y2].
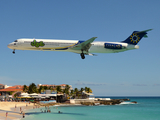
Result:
[0, 102, 34, 120]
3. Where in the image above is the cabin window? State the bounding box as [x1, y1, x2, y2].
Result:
[14, 40, 18, 42]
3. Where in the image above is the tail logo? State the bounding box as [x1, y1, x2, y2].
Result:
[130, 34, 140, 44]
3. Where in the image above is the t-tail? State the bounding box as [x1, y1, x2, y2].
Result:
[122, 29, 152, 45]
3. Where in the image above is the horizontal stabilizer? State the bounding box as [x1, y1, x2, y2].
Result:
[134, 29, 153, 34]
[88, 53, 97, 56]
[143, 34, 148, 38]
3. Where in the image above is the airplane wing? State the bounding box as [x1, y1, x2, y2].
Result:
[69, 37, 97, 53]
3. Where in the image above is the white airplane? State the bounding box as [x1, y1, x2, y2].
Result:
[8, 29, 152, 59]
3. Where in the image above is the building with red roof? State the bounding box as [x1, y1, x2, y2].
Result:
[0, 84, 5, 89]
[0, 85, 23, 96]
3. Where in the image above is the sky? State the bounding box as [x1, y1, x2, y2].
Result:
[0, 0, 160, 96]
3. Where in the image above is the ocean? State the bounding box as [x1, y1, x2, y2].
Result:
[23, 97, 160, 120]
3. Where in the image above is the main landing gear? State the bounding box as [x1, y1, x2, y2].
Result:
[12, 49, 15, 54]
[80, 50, 85, 59]
[80, 53, 85, 59]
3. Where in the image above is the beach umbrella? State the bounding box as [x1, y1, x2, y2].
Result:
[21, 93, 29, 95]
[40, 97, 46, 99]
[31, 96, 40, 98]
[22, 95, 31, 98]
[29, 93, 38, 96]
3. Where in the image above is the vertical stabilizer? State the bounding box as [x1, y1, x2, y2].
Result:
[122, 29, 152, 45]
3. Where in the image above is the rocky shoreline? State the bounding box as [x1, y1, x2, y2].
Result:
[36, 98, 137, 106]
[81, 99, 130, 106]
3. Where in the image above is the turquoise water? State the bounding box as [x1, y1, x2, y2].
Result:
[23, 97, 160, 120]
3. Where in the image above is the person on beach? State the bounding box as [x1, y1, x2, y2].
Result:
[14, 104, 17, 111]
[20, 107, 22, 113]
[6, 112, 8, 118]
[22, 112, 25, 118]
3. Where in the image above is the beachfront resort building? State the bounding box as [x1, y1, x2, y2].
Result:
[0, 83, 95, 104]
[0, 85, 23, 95]
[0, 84, 5, 89]
[0, 85, 23, 100]
[0, 83, 73, 101]
[0, 84, 11, 90]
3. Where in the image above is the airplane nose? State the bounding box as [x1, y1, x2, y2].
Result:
[7, 43, 13, 49]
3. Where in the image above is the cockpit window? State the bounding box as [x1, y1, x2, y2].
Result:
[14, 40, 18, 42]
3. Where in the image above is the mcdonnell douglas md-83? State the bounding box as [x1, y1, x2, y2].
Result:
[8, 29, 152, 59]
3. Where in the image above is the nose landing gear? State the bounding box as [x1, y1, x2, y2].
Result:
[12, 49, 15, 54]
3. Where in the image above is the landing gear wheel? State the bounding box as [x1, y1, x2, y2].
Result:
[80, 53, 85, 59]
[12, 49, 15, 54]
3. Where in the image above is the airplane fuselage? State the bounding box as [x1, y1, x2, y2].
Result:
[8, 38, 139, 54]
[8, 29, 152, 59]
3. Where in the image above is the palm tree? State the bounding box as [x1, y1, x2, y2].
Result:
[23, 85, 28, 92]
[56, 86, 62, 93]
[48, 86, 53, 90]
[80, 88, 84, 94]
[65, 85, 70, 91]
[38, 86, 45, 93]
[86, 87, 92, 93]
[63, 84, 70, 95]
[63, 88, 68, 95]
[43, 86, 48, 90]
[28, 83, 37, 93]
[74, 88, 79, 96]
[84, 87, 88, 92]
[70, 90, 74, 96]
[65, 84, 70, 89]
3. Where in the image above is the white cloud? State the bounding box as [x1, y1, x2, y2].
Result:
[153, 84, 160, 86]
[75, 81, 107, 86]
[133, 84, 148, 86]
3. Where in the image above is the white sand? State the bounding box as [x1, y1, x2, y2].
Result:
[0, 102, 34, 120]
